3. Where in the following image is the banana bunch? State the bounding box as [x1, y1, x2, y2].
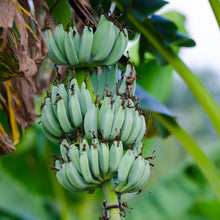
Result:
[41, 78, 92, 144]
[89, 63, 136, 100]
[47, 15, 128, 68]
[84, 94, 146, 150]
[55, 138, 150, 194]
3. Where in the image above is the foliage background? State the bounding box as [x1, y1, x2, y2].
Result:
[0, 0, 220, 219]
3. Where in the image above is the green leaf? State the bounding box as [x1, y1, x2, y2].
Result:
[0, 166, 50, 220]
[45, 0, 72, 28]
[139, 15, 195, 66]
[127, 143, 220, 220]
[135, 84, 175, 117]
[129, 0, 168, 22]
[136, 59, 173, 102]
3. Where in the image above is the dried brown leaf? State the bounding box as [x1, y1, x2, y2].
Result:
[0, 124, 16, 158]
[0, 0, 17, 28]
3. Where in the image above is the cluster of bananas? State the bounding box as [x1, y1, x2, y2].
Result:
[41, 73, 145, 151]
[90, 63, 136, 99]
[41, 78, 92, 144]
[55, 138, 150, 194]
[47, 15, 128, 68]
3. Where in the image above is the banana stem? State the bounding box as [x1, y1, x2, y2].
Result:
[101, 179, 121, 220]
[71, 68, 96, 102]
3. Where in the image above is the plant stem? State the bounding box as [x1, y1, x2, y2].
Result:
[154, 113, 220, 202]
[114, 0, 220, 136]
[101, 179, 121, 220]
[208, 0, 220, 28]
[72, 68, 95, 102]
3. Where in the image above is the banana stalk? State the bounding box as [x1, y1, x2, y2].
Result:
[101, 179, 121, 220]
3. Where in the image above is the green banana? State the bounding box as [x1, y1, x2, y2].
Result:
[105, 64, 118, 94]
[101, 103, 114, 139]
[60, 139, 70, 162]
[96, 68, 108, 99]
[89, 70, 98, 95]
[55, 160, 73, 191]
[98, 96, 111, 130]
[66, 161, 91, 190]
[68, 83, 83, 127]
[103, 28, 128, 66]
[51, 84, 58, 117]
[57, 98, 74, 133]
[117, 149, 134, 184]
[120, 107, 134, 143]
[110, 104, 125, 140]
[124, 110, 142, 146]
[80, 149, 100, 184]
[120, 155, 145, 192]
[64, 29, 79, 66]
[54, 24, 67, 59]
[41, 123, 60, 144]
[91, 21, 115, 62]
[78, 26, 93, 64]
[47, 29, 67, 65]
[68, 143, 81, 174]
[89, 144, 102, 181]
[80, 82, 92, 116]
[84, 104, 98, 140]
[109, 140, 123, 174]
[98, 142, 109, 176]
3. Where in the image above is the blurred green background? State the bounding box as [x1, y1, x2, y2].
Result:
[1, 0, 220, 219]
[0, 60, 220, 220]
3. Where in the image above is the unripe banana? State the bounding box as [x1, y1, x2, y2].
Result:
[117, 149, 135, 184]
[124, 110, 142, 146]
[80, 149, 100, 184]
[69, 78, 80, 99]
[101, 103, 114, 139]
[84, 104, 98, 140]
[97, 14, 107, 28]
[98, 96, 111, 130]
[105, 64, 118, 94]
[98, 141, 109, 176]
[57, 98, 74, 133]
[89, 70, 98, 95]
[79, 138, 90, 155]
[103, 28, 128, 66]
[96, 68, 108, 100]
[134, 160, 151, 189]
[80, 82, 92, 116]
[57, 84, 68, 110]
[55, 160, 73, 191]
[64, 29, 79, 66]
[51, 84, 58, 117]
[122, 160, 150, 194]
[41, 98, 62, 137]
[54, 24, 67, 59]
[66, 160, 93, 190]
[68, 83, 83, 127]
[78, 26, 93, 64]
[68, 143, 81, 174]
[110, 104, 125, 140]
[135, 114, 146, 143]
[109, 140, 123, 174]
[91, 21, 115, 62]
[120, 107, 134, 143]
[120, 155, 145, 192]
[89, 144, 102, 181]
[119, 76, 127, 94]
[47, 29, 67, 65]
[113, 95, 122, 113]
[41, 123, 60, 144]
[60, 139, 70, 162]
